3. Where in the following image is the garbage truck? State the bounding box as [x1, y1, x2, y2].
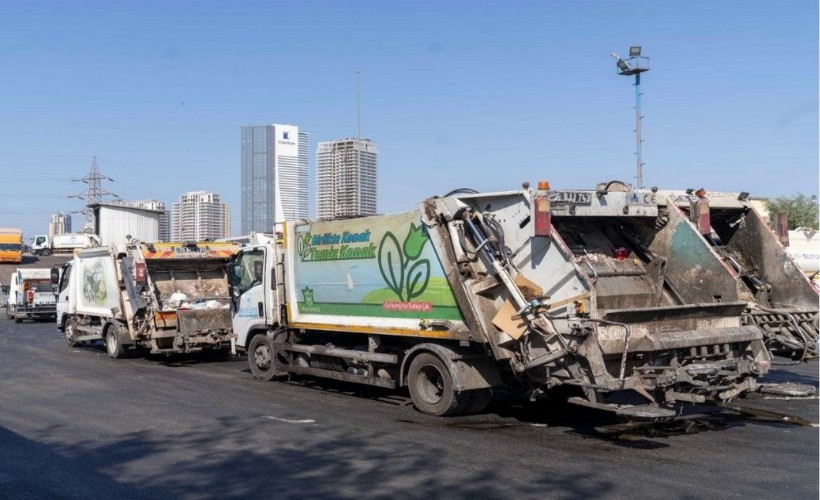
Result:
[56, 241, 240, 358]
[6, 268, 57, 322]
[31, 233, 100, 256]
[229, 185, 812, 418]
[657, 189, 819, 360]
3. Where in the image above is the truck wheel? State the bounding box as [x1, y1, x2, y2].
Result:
[407, 353, 467, 416]
[40, 248, 52, 257]
[105, 324, 127, 359]
[13, 316, 22, 323]
[249, 335, 279, 381]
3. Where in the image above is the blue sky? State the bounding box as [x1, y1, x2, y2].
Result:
[1, 0, 817, 238]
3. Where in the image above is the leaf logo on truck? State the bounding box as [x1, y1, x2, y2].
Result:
[377, 223, 431, 302]
[296, 232, 312, 260]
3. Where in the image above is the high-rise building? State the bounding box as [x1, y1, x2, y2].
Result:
[110, 199, 171, 241]
[241, 124, 309, 233]
[316, 138, 378, 220]
[48, 212, 72, 236]
[171, 191, 230, 241]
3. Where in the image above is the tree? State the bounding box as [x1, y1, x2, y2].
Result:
[765, 193, 819, 230]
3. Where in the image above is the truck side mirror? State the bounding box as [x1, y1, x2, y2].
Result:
[227, 263, 240, 287]
[50, 266, 60, 285]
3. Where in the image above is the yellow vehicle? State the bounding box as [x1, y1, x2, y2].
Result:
[0, 228, 24, 264]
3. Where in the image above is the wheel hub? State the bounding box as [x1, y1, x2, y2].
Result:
[255, 345, 272, 370]
[417, 365, 445, 405]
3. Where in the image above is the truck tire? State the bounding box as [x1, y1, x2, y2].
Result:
[407, 352, 468, 416]
[105, 324, 127, 359]
[40, 248, 52, 257]
[248, 334, 279, 381]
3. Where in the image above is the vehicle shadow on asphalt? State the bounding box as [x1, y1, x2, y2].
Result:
[245, 374, 817, 450]
[15, 416, 618, 499]
[0, 426, 161, 499]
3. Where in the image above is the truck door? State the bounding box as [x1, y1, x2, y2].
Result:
[54, 263, 72, 328]
[229, 247, 270, 348]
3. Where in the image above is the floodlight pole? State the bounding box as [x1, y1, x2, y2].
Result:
[613, 48, 649, 189]
[634, 72, 643, 190]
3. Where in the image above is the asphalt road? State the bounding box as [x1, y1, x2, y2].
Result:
[0, 317, 817, 499]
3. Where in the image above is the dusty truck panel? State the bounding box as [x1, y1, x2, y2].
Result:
[232, 187, 801, 419]
[70, 248, 121, 317]
[59, 241, 239, 357]
[659, 190, 818, 359]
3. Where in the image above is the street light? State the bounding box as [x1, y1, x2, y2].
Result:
[611, 46, 650, 189]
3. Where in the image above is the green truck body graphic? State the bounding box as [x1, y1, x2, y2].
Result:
[292, 211, 464, 321]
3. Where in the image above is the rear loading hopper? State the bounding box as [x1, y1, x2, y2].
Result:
[659, 190, 818, 360]
[422, 188, 780, 417]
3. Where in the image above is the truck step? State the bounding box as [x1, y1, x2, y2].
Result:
[568, 397, 677, 419]
[757, 382, 817, 397]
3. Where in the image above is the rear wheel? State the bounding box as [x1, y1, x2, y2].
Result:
[407, 353, 468, 416]
[105, 324, 127, 359]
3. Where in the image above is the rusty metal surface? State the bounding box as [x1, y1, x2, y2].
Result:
[648, 205, 741, 303]
[596, 325, 761, 354]
[726, 208, 817, 309]
[176, 308, 231, 334]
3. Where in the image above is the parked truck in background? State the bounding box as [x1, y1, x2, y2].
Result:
[657, 189, 818, 360]
[0, 278, 9, 309]
[6, 268, 56, 322]
[0, 228, 24, 264]
[55, 241, 240, 358]
[229, 185, 808, 419]
[786, 228, 819, 276]
[31, 233, 101, 256]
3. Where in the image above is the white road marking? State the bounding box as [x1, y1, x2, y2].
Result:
[264, 416, 315, 424]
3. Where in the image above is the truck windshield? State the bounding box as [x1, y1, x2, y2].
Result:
[32, 282, 53, 292]
[233, 249, 265, 295]
[0, 243, 22, 251]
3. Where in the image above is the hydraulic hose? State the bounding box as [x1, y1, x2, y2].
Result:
[754, 306, 813, 364]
